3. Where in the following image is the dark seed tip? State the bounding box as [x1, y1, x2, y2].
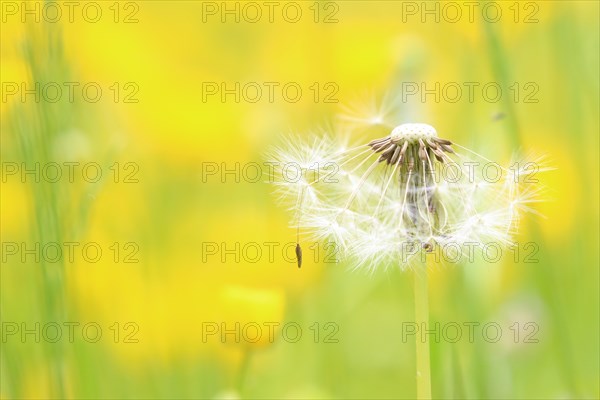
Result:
[295, 243, 302, 268]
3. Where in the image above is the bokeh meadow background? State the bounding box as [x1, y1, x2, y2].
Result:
[1, 1, 599, 399]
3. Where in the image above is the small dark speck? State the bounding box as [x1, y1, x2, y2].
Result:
[295, 243, 302, 268]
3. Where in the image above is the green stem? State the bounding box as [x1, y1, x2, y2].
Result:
[482, 20, 521, 147]
[414, 263, 431, 400]
[483, 18, 581, 396]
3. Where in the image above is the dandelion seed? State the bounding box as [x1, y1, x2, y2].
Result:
[295, 243, 302, 268]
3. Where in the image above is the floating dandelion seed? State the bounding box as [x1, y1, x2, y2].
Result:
[269, 117, 546, 272]
[295, 242, 302, 268]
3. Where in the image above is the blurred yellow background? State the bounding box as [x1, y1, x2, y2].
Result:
[1, 1, 598, 399]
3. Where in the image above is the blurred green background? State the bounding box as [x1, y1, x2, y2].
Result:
[1, 1, 598, 399]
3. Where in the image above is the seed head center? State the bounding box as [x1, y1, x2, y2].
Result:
[391, 123, 437, 144]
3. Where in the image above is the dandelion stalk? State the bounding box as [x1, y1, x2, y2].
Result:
[414, 261, 431, 400]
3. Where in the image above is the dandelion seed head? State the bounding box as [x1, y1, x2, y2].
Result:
[269, 107, 547, 272]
